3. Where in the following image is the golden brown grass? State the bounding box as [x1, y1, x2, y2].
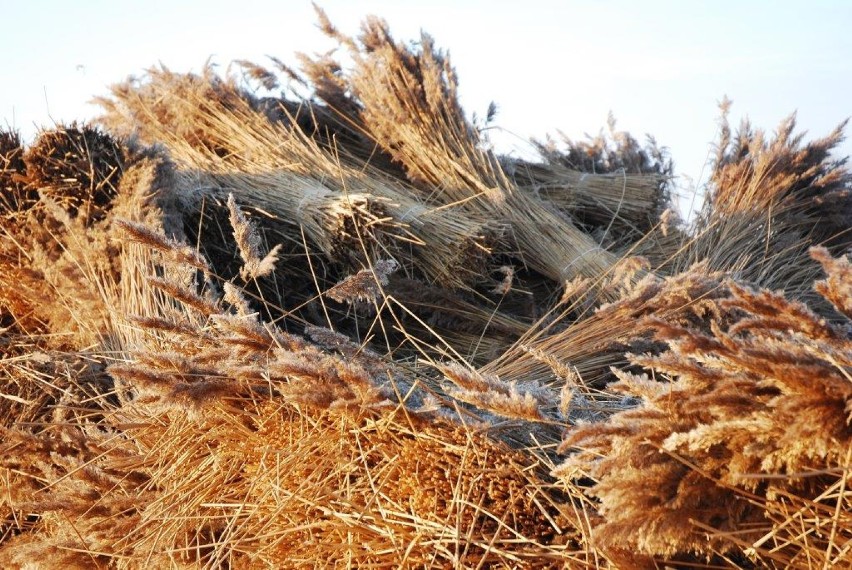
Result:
[1, 9, 851, 570]
[556, 248, 852, 567]
[299, 8, 627, 294]
[97, 64, 500, 292]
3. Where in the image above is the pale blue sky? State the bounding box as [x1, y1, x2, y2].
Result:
[3, 1, 851, 217]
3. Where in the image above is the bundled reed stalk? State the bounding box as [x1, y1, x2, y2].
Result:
[669, 101, 852, 305]
[3, 8, 852, 569]
[98, 66, 499, 288]
[709, 101, 849, 226]
[22, 124, 126, 224]
[0, 126, 145, 349]
[521, 117, 671, 236]
[302, 10, 624, 294]
[507, 160, 664, 230]
[486, 259, 725, 389]
[0, 129, 33, 214]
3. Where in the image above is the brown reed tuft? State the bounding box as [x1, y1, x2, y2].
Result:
[226, 193, 282, 281]
[325, 258, 398, 305]
[555, 248, 852, 566]
[669, 101, 852, 310]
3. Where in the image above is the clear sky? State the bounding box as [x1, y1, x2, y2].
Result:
[3, 1, 851, 217]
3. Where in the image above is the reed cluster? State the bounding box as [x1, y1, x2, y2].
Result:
[1, 8, 850, 568]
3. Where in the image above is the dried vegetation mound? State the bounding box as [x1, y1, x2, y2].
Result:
[1, 7, 851, 569]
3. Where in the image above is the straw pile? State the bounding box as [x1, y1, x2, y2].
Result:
[1, 8, 851, 569]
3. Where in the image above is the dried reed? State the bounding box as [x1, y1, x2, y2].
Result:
[97, 65, 499, 289]
[302, 9, 626, 294]
[555, 247, 852, 567]
[2, 9, 850, 569]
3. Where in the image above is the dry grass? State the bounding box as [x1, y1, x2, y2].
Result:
[0, 9, 850, 570]
[299, 8, 627, 295]
[665, 100, 852, 309]
[556, 249, 852, 567]
[97, 65, 500, 291]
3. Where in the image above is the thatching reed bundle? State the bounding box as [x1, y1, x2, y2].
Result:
[485, 260, 726, 389]
[0, 132, 180, 352]
[0, 125, 143, 348]
[300, 9, 625, 294]
[709, 101, 849, 234]
[507, 161, 665, 235]
[301, 10, 507, 200]
[3, 8, 852, 569]
[98, 66, 499, 289]
[521, 117, 672, 238]
[667, 104, 852, 308]
[510, 125, 684, 270]
[0, 129, 32, 214]
[23, 124, 126, 224]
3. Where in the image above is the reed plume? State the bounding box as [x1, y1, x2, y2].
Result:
[555, 247, 852, 567]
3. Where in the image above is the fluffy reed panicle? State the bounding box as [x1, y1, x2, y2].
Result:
[116, 218, 211, 273]
[232, 59, 280, 91]
[222, 280, 253, 316]
[225, 193, 282, 280]
[325, 258, 398, 304]
[439, 362, 551, 422]
[147, 275, 220, 316]
[812, 245, 852, 318]
[555, 248, 852, 566]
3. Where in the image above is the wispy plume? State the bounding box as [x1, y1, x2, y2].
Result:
[226, 193, 282, 281]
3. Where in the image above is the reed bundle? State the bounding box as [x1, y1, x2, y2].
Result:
[668, 103, 852, 309]
[0, 130, 31, 214]
[1, 9, 850, 569]
[508, 160, 665, 234]
[485, 261, 725, 388]
[301, 10, 625, 294]
[99, 66, 499, 288]
[556, 248, 852, 566]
